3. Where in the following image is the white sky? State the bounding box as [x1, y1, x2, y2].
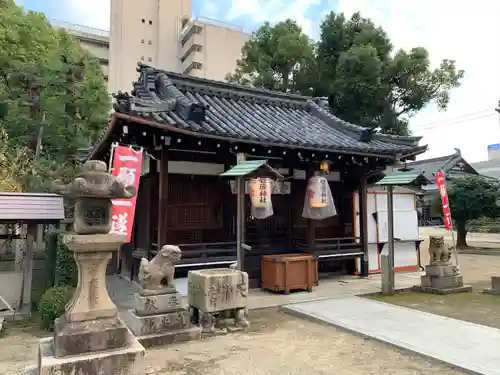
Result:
[58, 0, 500, 162]
[335, 0, 500, 162]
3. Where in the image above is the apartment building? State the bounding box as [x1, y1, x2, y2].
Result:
[109, 0, 249, 93]
[50, 19, 110, 82]
[52, 1, 249, 94]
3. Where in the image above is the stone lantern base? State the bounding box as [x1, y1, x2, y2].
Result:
[25, 234, 146, 375]
[25, 326, 144, 375]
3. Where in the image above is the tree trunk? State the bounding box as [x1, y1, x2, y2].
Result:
[456, 221, 467, 248]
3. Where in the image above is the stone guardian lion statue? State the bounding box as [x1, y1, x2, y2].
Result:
[138, 245, 182, 294]
[428, 236, 452, 265]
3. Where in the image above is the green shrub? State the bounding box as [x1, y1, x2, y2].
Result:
[38, 286, 74, 330]
[45, 231, 77, 288]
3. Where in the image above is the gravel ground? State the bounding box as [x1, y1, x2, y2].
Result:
[3, 242, 499, 375]
[142, 309, 464, 375]
[1, 309, 465, 375]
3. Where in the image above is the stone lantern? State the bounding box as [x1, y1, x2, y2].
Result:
[26, 160, 145, 375]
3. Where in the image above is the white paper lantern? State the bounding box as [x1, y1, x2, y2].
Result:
[248, 177, 273, 208]
[307, 176, 329, 208]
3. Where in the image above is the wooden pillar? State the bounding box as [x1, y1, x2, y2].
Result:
[21, 223, 36, 314]
[359, 174, 369, 277]
[149, 155, 159, 249]
[306, 165, 316, 253]
[157, 147, 169, 247]
[236, 153, 246, 270]
[385, 185, 395, 293]
[287, 167, 294, 251]
[144, 156, 158, 250]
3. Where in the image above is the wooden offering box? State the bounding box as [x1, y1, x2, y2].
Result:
[261, 253, 318, 294]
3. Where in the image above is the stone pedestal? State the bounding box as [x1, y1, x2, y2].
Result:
[127, 290, 201, 348]
[418, 264, 472, 294]
[188, 268, 249, 334]
[25, 234, 145, 375]
[482, 276, 500, 295]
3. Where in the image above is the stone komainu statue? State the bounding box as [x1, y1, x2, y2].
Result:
[138, 245, 182, 292]
[428, 236, 452, 265]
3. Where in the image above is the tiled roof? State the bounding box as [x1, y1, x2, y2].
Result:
[108, 63, 426, 157]
[397, 149, 478, 179]
[375, 171, 430, 186]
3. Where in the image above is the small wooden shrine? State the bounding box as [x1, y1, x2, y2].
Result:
[85, 63, 427, 286]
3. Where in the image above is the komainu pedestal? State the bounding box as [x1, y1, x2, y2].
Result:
[482, 276, 500, 295]
[25, 161, 145, 375]
[188, 268, 249, 334]
[418, 236, 472, 295]
[126, 245, 201, 348]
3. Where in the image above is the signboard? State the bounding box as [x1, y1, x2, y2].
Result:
[435, 171, 452, 231]
[109, 144, 143, 242]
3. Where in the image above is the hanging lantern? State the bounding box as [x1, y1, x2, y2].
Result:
[248, 177, 273, 208]
[307, 176, 329, 208]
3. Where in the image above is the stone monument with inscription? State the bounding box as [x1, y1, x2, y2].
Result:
[126, 244, 201, 347]
[188, 268, 249, 334]
[25, 160, 145, 375]
[418, 236, 471, 294]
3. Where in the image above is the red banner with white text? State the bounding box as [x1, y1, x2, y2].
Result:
[109, 145, 143, 242]
[435, 171, 453, 231]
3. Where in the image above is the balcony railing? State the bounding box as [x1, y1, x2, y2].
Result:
[50, 19, 110, 39]
[180, 33, 203, 60]
[182, 51, 203, 74]
[180, 16, 243, 40]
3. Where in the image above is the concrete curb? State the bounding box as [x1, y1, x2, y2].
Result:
[281, 302, 485, 375]
[458, 250, 500, 256]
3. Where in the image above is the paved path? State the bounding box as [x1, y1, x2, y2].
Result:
[284, 296, 500, 375]
[107, 272, 422, 312]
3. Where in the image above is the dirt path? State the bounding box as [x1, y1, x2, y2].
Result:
[0, 321, 45, 375]
[142, 309, 464, 375]
[0, 309, 464, 375]
[5, 240, 499, 375]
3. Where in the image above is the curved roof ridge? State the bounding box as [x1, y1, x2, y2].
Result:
[306, 100, 422, 146]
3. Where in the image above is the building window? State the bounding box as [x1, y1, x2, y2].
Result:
[141, 39, 145, 43]
[148, 57, 152, 62]
[148, 40, 152, 45]
[141, 19, 145, 23]
[149, 20, 152, 25]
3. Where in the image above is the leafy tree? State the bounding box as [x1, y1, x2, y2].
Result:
[227, 13, 464, 136]
[226, 20, 314, 92]
[0, 126, 32, 192]
[0, 0, 109, 190]
[444, 176, 500, 248]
